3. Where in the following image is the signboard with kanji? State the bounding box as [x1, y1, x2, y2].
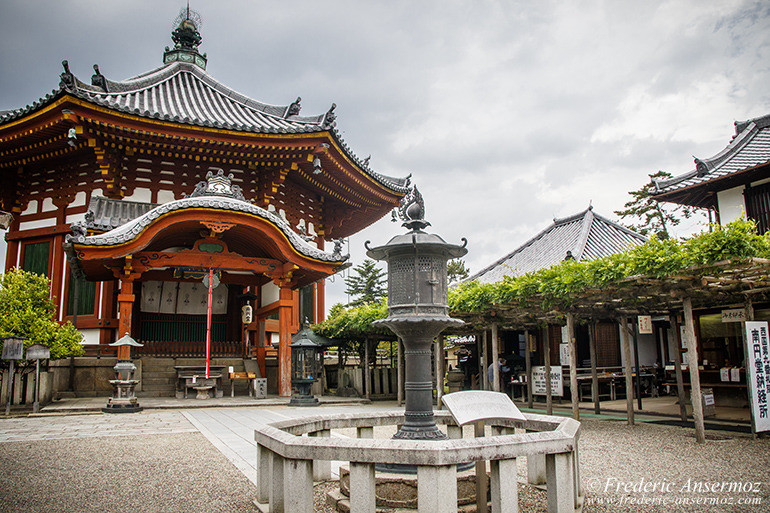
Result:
[745, 321, 770, 433]
[638, 315, 653, 334]
[722, 309, 746, 323]
[532, 365, 563, 396]
[1, 338, 24, 360]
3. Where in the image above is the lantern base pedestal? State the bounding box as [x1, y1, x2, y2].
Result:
[288, 395, 319, 406]
[102, 397, 143, 414]
[289, 380, 319, 406]
[102, 379, 142, 414]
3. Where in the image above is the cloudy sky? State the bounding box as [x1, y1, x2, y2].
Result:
[1, 1, 769, 309]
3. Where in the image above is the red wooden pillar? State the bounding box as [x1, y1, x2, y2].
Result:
[316, 279, 326, 322]
[116, 271, 140, 360]
[278, 284, 294, 397]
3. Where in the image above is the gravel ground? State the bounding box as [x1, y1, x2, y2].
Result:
[1, 416, 768, 512]
[0, 432, 256, 513]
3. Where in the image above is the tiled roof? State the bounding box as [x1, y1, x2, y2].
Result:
[67, 194, 347, 264]
[654, 113, 770, 195]
[0, 61, 410, 195]
[85, 196, 158, 232]
[469, 207, 646, 284]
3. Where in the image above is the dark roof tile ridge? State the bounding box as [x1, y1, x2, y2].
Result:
[734, 112, 770, 134]
[468, 217, 567, 281]
[656, 116, 765, 193]
[572, 208, 595, 261]
[589, 210, 647, 241]
[553, 206, 593, 227]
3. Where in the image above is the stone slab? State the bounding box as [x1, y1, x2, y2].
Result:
[442, 390, 526, 426]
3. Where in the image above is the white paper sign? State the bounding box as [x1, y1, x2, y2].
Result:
[559, 344, 570, 366]
[638, 315, 653, 334]
[532, 365, 563, 397]
[731, 367, 741, 382]
[745, 321, 770, 433]
[720, 368, 729, 382]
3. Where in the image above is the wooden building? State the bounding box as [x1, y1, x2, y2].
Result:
[653, 112, 770, 234]
[653, 113, 770, 405]
[468, 206, 647, 373]
[0, 11, 407, 396]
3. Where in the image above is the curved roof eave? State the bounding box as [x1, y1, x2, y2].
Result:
[64, 195, 349, 266]
[0, 61, 410, 196]
[654, 113, 770, 196]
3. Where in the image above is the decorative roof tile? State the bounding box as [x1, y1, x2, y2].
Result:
[469, 207, 646, 284]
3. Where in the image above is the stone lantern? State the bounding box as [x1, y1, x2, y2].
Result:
[366, 186, 467, 440]
[102, 334, 144, 413]
[288, 324, 328, 406]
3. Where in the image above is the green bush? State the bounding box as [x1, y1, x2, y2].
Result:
[0, 268, 84, 360]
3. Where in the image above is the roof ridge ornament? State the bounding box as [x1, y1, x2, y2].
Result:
[323, 103, 337, 128]
[91, 64, 108, 92]
[164, 5, 207, 69]
[694, 156, 712, 177]
[391, 185, 430, 231]
[187, 169, 246, 201]
[60, 60, 75, 90]
[287, 97, 302, 117]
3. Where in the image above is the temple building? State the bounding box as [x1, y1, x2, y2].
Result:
[0, 10, 408, 396]
[653, 112, 770, 234]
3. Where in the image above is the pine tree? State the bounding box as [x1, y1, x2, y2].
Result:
[615, 171, 704, 239]
[447, 259, 470, 284]
[344, 260, 386, 306]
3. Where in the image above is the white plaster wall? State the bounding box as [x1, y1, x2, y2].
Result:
[261, 282, 279, 306]
[65, 212, 86, 224]
[124, 187, 152, 203]
[18, 218, 56, 231]
[157, 189, 176, 204]
[270, 333, 280, 346]
[79, 329, 100, 345]
[70, 191, 87, 208]
[21, 200, 38, 215]
[41, 197, 57, 213]
[717, 186, 745, 224]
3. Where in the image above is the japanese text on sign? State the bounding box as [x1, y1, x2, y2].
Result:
[745, 321, 770, 433]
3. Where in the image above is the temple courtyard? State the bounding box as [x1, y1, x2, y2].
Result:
[0, 402, 767, 512]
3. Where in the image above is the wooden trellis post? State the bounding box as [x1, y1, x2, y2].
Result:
[491, 323, 500, 392]
[588, 321, 600, 415]
[566, 313, 579, 420]
[544, 324, 553, 415]
[525, 329, 533, 408]
[620, 316, 635, 425]
[683, 297, 706, 444]
[669, 314, 688, 423]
